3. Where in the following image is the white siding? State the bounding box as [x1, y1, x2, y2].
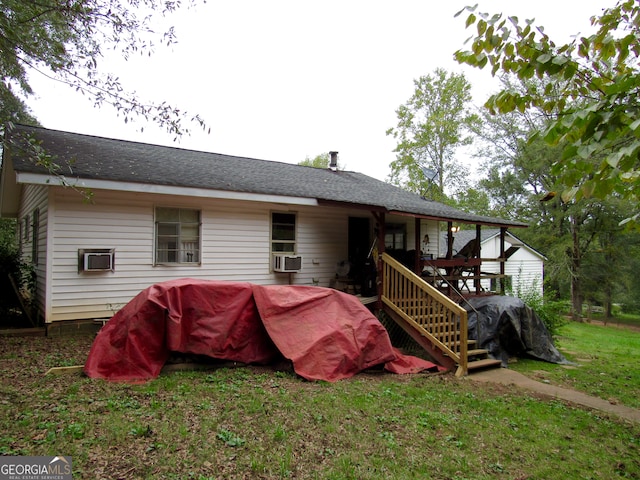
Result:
[384, 215, 439, 255]
[503, 247, 545, 297]
[419, 221, 440, 259]
[41, 185, 509, 322]
[45, 187, 362, 322]
[479, 234, 544, 296]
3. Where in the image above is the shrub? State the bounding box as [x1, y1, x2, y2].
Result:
[0, 218, 36, 324]
[509, 276, 568, 338]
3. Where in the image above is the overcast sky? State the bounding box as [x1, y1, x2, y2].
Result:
[25, 1, 614, 181]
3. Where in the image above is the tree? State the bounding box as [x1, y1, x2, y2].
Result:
[386, 68, 479, 200]
[451, 187, 492, 216]
[298, 152, 343, 170]
[469, 76, 563, 220]
[471, 76, 630, 320]
[0, 89, 39, 128]
[617, 229, 640, 313]
[581, 199, 635, 319]
[455, 1, 640, 224]
[0, 0, 206, 138]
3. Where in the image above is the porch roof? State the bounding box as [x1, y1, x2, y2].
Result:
[3, 124, 526, 227]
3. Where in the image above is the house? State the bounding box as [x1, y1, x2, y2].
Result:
[439, 229, 546, 296]
[0, 124, 527, 373]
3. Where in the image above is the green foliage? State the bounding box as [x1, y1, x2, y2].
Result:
[216, 428, 246, 447]
[450, 187, 492, 216]
[298, 152, 343, 170]
[609, 227, 640, 313]
[0, 218, 36, 323]
[470, 75, 639, 317]
[455, 1, 640, 223]
[471, 82, 566, 221]
[0, 218, 17, 253]
[510, 280, 568, 338]
[386, 68, 480, 199]
[129, 425, 153, 438]
[0, 88, 39, 133]
[0, 0, 207, 137]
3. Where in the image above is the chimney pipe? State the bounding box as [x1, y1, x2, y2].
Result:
[329, 151, 338, 172]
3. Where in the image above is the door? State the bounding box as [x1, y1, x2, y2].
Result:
[348, 217, 376, 295]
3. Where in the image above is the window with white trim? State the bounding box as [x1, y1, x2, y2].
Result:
[491, 275, 512, 293]
[385, 223, 406, 250]
[271, 212, 296, 253]
[155, 207, 201, 264]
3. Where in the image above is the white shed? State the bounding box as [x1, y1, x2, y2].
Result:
[440, 229, 546, 296]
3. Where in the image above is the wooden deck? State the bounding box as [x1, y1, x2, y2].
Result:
[420, 257, 507, 297]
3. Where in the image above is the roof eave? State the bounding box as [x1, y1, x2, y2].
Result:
[0, 155, 20, 218]
[388, 210, 528, 228]
[15, 173, 320, 207]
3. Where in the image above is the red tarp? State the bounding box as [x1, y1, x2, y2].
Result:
[84, 279, 443, 382]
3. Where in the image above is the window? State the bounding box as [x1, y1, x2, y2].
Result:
[155, 207, 201, 264]
[31, 209, 39, 264]
[491, 275, 512, 293]
[385, 223, 406, 250]
[271, 212, 296, 253]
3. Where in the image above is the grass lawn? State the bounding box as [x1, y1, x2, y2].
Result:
[0, 322, 638, 479]
[510, 321, 640, 410]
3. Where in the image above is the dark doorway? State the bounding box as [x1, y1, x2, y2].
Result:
[349, 217, 370, 266]
[349, 217, 376, 296]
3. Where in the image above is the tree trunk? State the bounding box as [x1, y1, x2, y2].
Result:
[604, 284, 613, 326]
[570, 215, 583, 322]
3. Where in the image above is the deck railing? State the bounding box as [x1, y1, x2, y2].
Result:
[381, 252, 468, 374]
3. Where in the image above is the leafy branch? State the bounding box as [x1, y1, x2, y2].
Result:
[455, 1, 640, 223]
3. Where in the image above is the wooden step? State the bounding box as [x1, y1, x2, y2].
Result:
[467, 358, 502, 371]
[467, 348, 490, 357]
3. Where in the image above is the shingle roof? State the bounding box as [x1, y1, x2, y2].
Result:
[5, 124, 526, 227]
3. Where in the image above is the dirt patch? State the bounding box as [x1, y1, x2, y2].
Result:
[585, 319, 640, 332]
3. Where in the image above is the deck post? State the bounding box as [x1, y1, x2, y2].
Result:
[446, 221, 454, 259]
[374, 212, 385, 311]
[414, 217, 422, 274]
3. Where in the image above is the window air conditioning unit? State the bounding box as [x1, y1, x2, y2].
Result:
[78, 249, 115, 272]
[273, 254, 303, 273]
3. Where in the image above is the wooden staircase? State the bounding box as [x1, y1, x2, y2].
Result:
[380, 253, 501, 376]
[466, 347, 502, 372]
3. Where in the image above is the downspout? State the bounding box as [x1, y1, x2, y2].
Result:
[500, 228, 506, 294]
[475, 224, 481, 294]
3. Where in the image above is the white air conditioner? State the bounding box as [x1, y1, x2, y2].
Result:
[273, 254, 303, 272]
[83, 252, 114, 271]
